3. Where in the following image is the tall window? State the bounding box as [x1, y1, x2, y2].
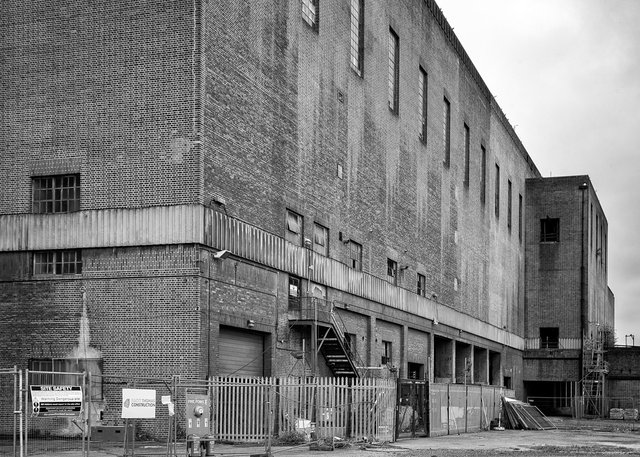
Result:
[349, 241, 362, 271]
[302, 0, 319, 30]
[32, 175, 80, 213]
[285, 209, 303, 246]
[387, 258, 398, 286]
[540, 218, 560, 242]
[382, 340, 392, 365]
[463, 123, 470, 186]
[313, 223, 329, 256]
[480, 145, 487, 204]
[494, 164, 500, 218]
[443, 97, 451, 166]
[518, 194, 523, 242]
[417, 273, 426, 296]
[288, 275, 302, 309]
[350, 0, 364, 76]
[34, 250, 82, 275]
[507, 180, 512, 232]
[388, 28, 399, 114]
[419, 67, 428, 142]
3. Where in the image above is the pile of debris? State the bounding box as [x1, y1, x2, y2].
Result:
[502, 397, 556, 430]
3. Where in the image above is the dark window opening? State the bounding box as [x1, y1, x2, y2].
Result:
[540, 327, 559, 349]
[417, 273, 426, 297]
[387, 258, 398, 286]
[382, 340, 392, 365]
[540, 218, 560, 242]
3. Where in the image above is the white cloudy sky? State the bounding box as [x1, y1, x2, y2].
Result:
[435, 0, 640, 344]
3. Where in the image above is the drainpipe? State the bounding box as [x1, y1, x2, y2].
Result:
[579, 181, 588, 381]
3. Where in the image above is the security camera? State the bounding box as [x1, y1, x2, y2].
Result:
[213, 249, 231, 260]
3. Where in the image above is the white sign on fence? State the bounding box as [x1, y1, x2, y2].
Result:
[30, 385, 83, 417]
[121, 388, 156, 418]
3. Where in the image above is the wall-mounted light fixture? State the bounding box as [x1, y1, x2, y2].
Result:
[247, 319, 255, 328]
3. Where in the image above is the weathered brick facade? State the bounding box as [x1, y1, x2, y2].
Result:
[0, 0, 613, 409]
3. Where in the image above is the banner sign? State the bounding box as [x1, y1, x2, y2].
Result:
[30, 385, 83, 417]
[121, 388, 156, 419]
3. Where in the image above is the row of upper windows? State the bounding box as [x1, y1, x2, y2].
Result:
[302, 4, 524, 240]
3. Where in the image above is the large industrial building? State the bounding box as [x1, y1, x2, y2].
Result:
[1, 0, 613, 412]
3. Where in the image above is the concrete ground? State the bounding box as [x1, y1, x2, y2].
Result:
[11, 418, 640, 456]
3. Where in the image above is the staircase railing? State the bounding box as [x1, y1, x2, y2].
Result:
[295, 297, 366, 377]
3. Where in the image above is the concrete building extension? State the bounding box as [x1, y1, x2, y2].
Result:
[0, 0, 614, 417]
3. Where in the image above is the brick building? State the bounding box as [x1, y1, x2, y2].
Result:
[0, 0, 613, 414]
[524, 176, 614, 413]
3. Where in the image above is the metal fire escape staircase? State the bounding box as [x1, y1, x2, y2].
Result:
[290, 297, 364, 378]
[581, 332, 609, 417]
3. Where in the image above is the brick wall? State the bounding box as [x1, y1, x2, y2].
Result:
[0, 0, 200, 214]
[201, 0, 538, 337]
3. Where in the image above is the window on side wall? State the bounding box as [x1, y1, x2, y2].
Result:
[33, 250, 82, 275]
[388, 27, 399, 114]
[285, 209, 303, 246]
[387, 258, 397, 286]
[419, 67, 428, 142]
[417, 273, 426, 297]
[32, 174, 80, 213]
[382, 340, 392, 365]
[540, 327, 559, 349]
[540, 218, 560, 242]
[302, 0, 319, 30]
[349, 0, 364, 76]
[288, 275, 302, 309]
[313, 223, 329, 256]
[349, 241, 362, 271]
[443, 97, 451, 166]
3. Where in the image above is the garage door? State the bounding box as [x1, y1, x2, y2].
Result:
[218, 327, 264, 377]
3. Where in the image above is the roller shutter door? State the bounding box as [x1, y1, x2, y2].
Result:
[219, 327, 264, 377]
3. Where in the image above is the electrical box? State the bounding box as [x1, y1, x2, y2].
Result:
[185, 393, 210, 436]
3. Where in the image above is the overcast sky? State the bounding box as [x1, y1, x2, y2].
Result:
[435, 0, 640, 345]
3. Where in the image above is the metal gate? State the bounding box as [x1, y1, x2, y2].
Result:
[397, 379, 428, 438]
[0, 367, 21, 457]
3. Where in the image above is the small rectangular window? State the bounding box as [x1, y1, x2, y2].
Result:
[349, 0, 364, 76]
[344, 332, 356, 357]
[382, 340, 392, 365]
[419, 67, 428, 142]
[507, 180, 512, 232]
[32, 174, 80, 214]
[288, 275, 302, 309]
[33, 250, 82, 275]
[540, 218, 560, 242]
[443, 97, 451, 166]
[302, 0, 319, 30]
[285, 209, 303, 246]
[417, 273, 426, 297]
[388, 28, 399, 114]
[540, 327, 559, 349]
[387, 258, 397, 286]
[494, 164, 500, 218]
[349, 241, 362, 271]
[313, 223, 329, 256]
[463, 124, 470, 186]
